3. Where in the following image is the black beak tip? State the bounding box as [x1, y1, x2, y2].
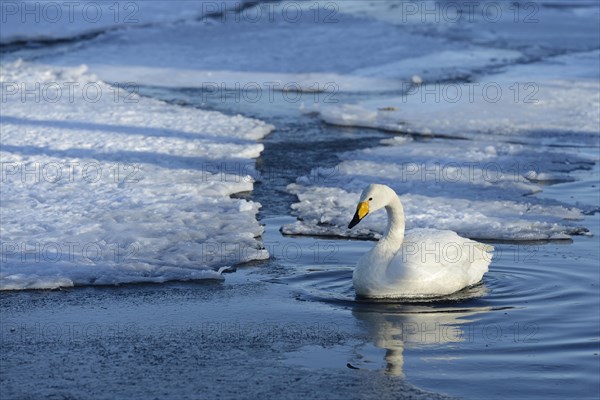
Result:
[348, 213, 361, 229]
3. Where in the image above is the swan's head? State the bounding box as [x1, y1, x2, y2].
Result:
[348, 184, 397, 229]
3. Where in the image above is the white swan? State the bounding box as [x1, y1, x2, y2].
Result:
[348, 184, 493, 299]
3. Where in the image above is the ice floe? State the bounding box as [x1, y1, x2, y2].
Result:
[314, 51, 600, 146]
[283, 52, 598, 241]
[282, 184, 589, 242]
[0, 60, 272, 290]
[0, 0, 252, 45]
[19, 4, 531, 95]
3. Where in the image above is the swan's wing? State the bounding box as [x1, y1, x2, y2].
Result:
[386, 228, 493, 296]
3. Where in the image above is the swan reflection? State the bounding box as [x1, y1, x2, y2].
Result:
[352, 287, 489, 377]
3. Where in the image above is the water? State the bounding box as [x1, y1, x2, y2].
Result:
[267, 214, 600, 398]
[2, 2, 599, 399]
[137, 81, 600, 398]
[257, 212, 598, 398]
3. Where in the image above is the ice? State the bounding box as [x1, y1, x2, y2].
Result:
[284, 146, 594, 238]
[18, 4, 532, 95]
[283, 57, 598, 242]
[2, 0, 598, 286]
[78, 45, 521, 93]
[0, 60, 273, 290]
[72, 65, 408, 93]
[282, 127, 596, 241]
[353, 48, 523, 83]
[282, 184, 588, 242]
[338, 1, 600, 57]
[0, 1, 251, 45]
[315, 51, 600, 146]
[283, 133, 596, 241]
[337, 138, 595, 188]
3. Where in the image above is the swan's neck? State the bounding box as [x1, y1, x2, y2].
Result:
[382, 195, 405, 247]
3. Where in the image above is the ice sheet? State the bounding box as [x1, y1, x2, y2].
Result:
[282, 184, 589, 241]
[315, 51, 600, 145]
[283, 52, 599, 243]
[23, 4, 530, 94]
[337, 1, 600, 57]
[0, 0, 250, 44]
[0, 60, 273, 290]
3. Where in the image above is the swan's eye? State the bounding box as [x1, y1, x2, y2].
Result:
[368, 197, 373, 201]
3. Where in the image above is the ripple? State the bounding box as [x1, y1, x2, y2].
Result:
[277, 240, 592, 316]
[282, 267, 491, 309]
[484, 253, 586, 306]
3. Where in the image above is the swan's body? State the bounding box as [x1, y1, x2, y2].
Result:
[348, 184, 492, 298]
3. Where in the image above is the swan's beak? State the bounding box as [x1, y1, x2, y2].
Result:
[348, 201, 369, 229]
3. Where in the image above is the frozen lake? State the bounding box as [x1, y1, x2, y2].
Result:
[1, 1, 599, 399]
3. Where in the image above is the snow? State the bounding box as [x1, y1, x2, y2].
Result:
[314, 51, 600, 145]
[283, 132, 595, 241]
[62, 44, 522, 93]
[337, 1, 600, 56]
[0, 60, 273, 290]
[283, 136, 596, 240]
[353, 48, 523, 82]
[282, 51, 598, 241]
[2, 0, 598, 287]
[73, 65, 408, 93]
[12, 4, 532, 95]
[282, 184, 588, 242]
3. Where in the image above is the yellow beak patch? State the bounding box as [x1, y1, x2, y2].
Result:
[357, 201, 369, 219]
[349, 201, 370, 229]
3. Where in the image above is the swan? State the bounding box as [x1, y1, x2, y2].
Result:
[348, 184, 493, 299]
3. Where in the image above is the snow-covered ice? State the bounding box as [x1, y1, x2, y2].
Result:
[283, 182, 590, 241]
[0, 0, 253, 45]
[2, 0, 598, 286]
[283, 139, 596, 241]
[314, 51, 600, 146]
[282, 125, 596, 242]
[338, 0, 600, 56]
[16, 3, 533, 95]
[283, 51, 599, 241]
[0, 60, 273, 290]
[353, 48, 522, 83]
